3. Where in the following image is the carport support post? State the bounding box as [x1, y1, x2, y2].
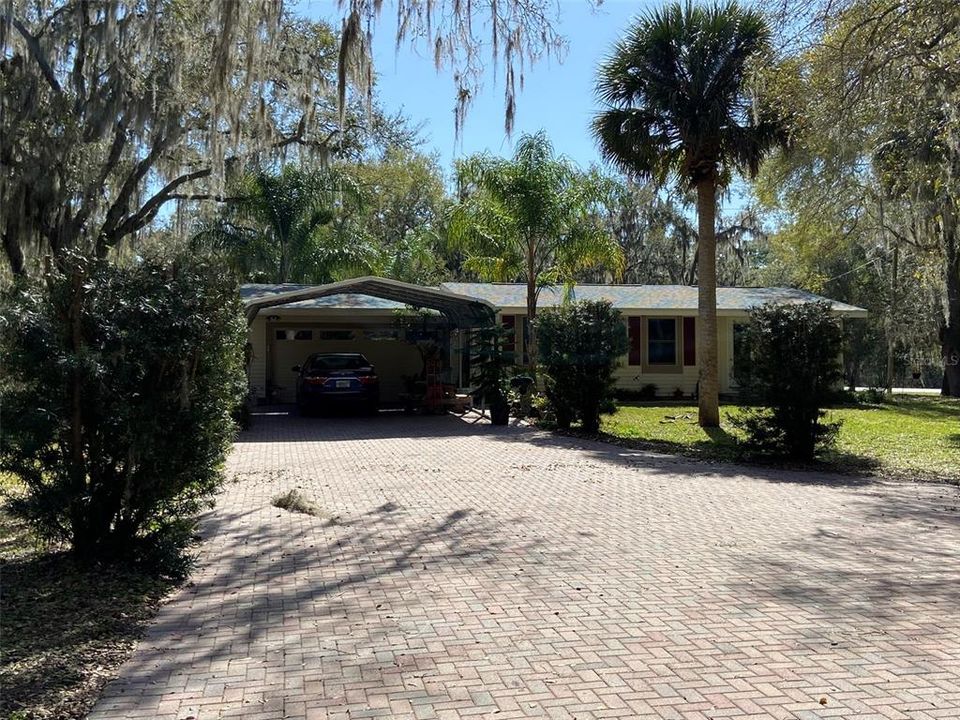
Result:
[456, 330, 463, 388]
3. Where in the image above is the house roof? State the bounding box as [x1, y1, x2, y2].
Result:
[439, 283, 868, 317]
[240, 280, 867, 321]
[241, 284, 410, 310]
[241, 277, 496, 326]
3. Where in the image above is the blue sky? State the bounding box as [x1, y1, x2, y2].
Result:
[301, 0, 651, 170]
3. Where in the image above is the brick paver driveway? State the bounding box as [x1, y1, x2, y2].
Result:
[91, 412, 960, 719]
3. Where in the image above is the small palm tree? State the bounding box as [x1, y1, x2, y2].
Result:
[593, 2, 787, 427]
[193, 166, 376, 284]
[449, 131, 624, 366]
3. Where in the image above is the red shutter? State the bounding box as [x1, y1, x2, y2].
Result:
[502, 315, 516, 354]
[683, 316, 696, 366]
[628, 317, 642, 365]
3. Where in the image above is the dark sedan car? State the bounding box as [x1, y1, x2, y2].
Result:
[294, 353, 380, 415]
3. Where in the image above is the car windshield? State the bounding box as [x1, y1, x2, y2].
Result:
[307, 355, 369, 371]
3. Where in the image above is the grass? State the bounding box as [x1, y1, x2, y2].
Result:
[0, 482, 177, 720]
[599, 395, 960, 481]
[272, 489, 335, 520]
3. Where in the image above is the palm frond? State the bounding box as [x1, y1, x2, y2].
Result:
[593, 1, 786, 188]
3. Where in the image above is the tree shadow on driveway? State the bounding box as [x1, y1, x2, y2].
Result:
[723, 484, 960, 653]
[92, 494, 546, 717]
[488, 424, 884, 488]
[236, 408, 510, 444]
[92, 412, 960, 718]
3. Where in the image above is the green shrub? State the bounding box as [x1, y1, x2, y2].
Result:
[853, 387, 887, 405]
[535, 300, 628, 432]
[0, 252, 246, 572]
[470, 323, 512, 425]
[732, 301, 844, 461]
[613, 384, 657, 402]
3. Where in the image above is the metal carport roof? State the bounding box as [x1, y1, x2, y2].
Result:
[243, 276, 497, 327]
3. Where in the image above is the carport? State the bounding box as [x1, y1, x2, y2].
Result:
[242, 277, 497, 405]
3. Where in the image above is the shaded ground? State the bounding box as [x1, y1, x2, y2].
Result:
[89, 411, 960, 719]
[0, 505, 176, 720]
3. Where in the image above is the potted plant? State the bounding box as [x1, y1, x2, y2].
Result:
[472, 324, 511, 425]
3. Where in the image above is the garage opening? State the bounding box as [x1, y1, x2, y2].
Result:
[267, 312, 453, 405]
[242, 277, 497, 409]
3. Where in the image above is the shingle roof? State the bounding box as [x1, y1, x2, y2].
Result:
[240, 282, 867, 318]
[439, 283, 868, 317]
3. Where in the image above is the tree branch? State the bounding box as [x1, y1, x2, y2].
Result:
[67, 120, 128, 243]
[112, 168, 212, 240]
[71, 1, 90, 114]
[167, 192, 234, 202]
[97, 131, 178, 252]
[7, 14, 62, 94]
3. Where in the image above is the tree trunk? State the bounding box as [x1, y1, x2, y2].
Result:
[941, 208, 960, 396]
[525, 237, 538, 368]
[885, 242, 899, 392]
[67, 267, 93, 555]
[3, 230, 25, 277]
[278, 236, 288, 284]
[696, 179, 720, 427]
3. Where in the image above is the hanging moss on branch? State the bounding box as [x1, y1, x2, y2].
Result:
[0, 0, 361, 276]
[335, 0, 567, 139]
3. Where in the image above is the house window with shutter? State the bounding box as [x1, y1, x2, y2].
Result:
[636, 316, 683, 373]
[628, 317, 642, 365]
[502, 315, 516, 357]
[683, 316, 696, 366]
[647, 318, 678, 365]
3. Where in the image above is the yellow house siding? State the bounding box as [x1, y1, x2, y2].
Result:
[247, 315, 269, 401]
[611, 363, 700, 397]
[501, 309, 743, 399]
[719, 316, 733, 394]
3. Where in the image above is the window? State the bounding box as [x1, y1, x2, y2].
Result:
[682, 316, 696, 366]
[628, 317, 642, 365]
[732, 322, 750, 385]
[307, 354, 370, 371]
[501, 315, 516, 355]
[647, 318, 677, 365]
[522, 317, 531, 365]
[275, 329, 313, 341]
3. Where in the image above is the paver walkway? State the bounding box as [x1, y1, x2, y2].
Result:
[90, 412, 960, 719]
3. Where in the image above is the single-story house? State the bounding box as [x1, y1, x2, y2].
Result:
[242, 277, 866, 404]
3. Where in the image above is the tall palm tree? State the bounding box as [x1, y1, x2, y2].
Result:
[449, 131, 624, 366]
[592, 2, 787, 427]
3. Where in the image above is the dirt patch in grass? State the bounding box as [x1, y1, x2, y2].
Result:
[0, 503, 178, 720]
[272, 489, 336, 520]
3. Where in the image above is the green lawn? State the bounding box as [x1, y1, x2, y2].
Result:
[600, 396, 960, 481]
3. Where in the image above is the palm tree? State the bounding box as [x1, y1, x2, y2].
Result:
[449, 131, 624, 366]
[592, 2, 787, 427]
[193, 166, 377, 284]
